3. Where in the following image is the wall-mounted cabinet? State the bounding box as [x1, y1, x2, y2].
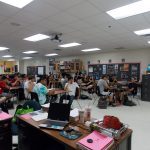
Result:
[53, 61, 82, 73]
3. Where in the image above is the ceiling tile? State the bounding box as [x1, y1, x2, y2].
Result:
[66, 1, 101, 19]
[23, 1, 61, 18]
[43, 0, 84, 10]
[48, 12, 80, 25]
[0, 3, 19, 17]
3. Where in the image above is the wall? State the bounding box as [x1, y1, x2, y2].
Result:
[0, 61, 18, 74]
[79, 49, 150, 75]
[20, 58, 49, 74]
[20, 49, 150, 77]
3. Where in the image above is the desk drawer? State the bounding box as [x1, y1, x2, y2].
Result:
[0, 119, 12, 134]
[0, 131, 12, 150]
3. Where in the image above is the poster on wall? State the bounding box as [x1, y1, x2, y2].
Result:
[124, 64, 129, 71]
[88, 66, 93, 73]
[37, 67, 44, 75]
[102, 65, 106, 74]
[0, 66, 3, 74]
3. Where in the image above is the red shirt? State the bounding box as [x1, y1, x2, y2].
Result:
[0, 81, 9, 93]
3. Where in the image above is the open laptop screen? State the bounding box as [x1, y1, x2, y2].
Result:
[48, 103, 71, 121]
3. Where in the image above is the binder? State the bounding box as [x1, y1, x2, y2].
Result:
[77, 131, 114, 150]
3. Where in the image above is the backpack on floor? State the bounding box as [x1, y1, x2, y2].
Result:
[97, 96, 107, 109]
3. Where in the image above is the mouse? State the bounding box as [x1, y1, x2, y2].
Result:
[87, 139, 93, 143]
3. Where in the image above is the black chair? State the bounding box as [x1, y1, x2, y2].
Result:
[30, 92, 39, 103]
[93, 86, 105, 104]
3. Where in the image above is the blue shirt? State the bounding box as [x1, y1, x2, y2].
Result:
[33, 83, 48, 105]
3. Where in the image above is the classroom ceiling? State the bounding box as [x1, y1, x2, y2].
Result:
[0, 0, 150, 60]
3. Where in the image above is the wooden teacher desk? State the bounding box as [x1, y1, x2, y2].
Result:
[18, 117, 132, 150]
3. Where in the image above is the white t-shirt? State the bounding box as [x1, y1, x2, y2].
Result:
[65, 82, 79, 96]
[24, 80, 35, 98]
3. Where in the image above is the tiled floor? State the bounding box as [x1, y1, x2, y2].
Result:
[9, 97, 150, 150]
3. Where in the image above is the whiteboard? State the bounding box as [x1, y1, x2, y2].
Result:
[38, 67, 44, 75]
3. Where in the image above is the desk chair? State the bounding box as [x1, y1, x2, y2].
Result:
[12, 100, 41, 150]
[62, 88, 82, 109]
[93, 86, 105, 104]
[30, 92, 39, 103]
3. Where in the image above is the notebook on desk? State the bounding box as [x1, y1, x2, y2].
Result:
[39, 103, 71, 130]
[77, 131, 114, 150]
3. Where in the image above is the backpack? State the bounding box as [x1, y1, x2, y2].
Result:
[97, 96, 107, 109]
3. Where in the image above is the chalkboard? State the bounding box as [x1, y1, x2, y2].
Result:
[88, 63, 140, 81]
[27, 66, 37, 75]
[27, 66, 46, 75]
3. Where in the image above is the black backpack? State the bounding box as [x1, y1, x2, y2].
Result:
[97, 96, 107, 109]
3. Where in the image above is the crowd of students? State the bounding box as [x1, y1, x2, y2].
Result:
[0, 72, 139, 112]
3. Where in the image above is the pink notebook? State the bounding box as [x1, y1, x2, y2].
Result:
[77, 131, 113, 150]
[0, 112, 12, 120]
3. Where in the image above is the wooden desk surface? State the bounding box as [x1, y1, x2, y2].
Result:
[9, 86, 20, 90]
[19, 117, 89, 150]
[18, 117, 132, 150]
[48, 89, 67, 95]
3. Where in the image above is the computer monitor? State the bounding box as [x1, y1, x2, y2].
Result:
[48, 103, 71, 121]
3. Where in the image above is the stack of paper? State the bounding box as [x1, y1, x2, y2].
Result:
[31, 112, 48, 121]
[0, 112, 12, 120]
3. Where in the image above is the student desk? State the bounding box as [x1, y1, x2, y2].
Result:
[18, 117, 132, 150]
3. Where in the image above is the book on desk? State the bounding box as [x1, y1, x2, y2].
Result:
[76, 130, 114, 150]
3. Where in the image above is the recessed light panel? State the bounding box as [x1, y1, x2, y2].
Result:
[0, 47, 9, 51]
[23, 51, 37, 54]
[22, 57, 32, 59]
[24, 34, 50, 42]
[107, 0, 150, 20]
[0, 0, 34, 8]
[81, 48, 101, 52]
[59, 42, 81, 48]
[7, 59, 15, 61]
[45, 53, 58, 56]
[134, 28, 150, 35]
[2, 55, 13, 58]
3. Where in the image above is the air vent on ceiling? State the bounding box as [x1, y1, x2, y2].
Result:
[10, 22, 21, 26]
[54, 49, 62, 51]
[115, 47, 125, 50]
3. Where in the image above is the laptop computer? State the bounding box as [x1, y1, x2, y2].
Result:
[39, 103, 71, 130]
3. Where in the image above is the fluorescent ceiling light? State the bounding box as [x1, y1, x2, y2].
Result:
[24, 34, 50, 42]
[7, 59, 15, 61]
[23, 50, 37, 54]
[59, 42, 81, 48]
[81, 48, 101, 52]
[134, 28, 150, 35]
[45, 53, 58, 57]
[22, 57, 32, 59]
[0, 47, 9, 51]
[0, 0, 34, 8]
[2, 55, 13, 58]
[107, 0, 150, 20]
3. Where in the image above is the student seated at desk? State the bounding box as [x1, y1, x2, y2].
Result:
[97, 75, 115, 106]
[128, 77, 138, 96]
[109, 75, 118, 86]
[33, 76, 53, 105]
[59, 76, 79, 106]
[24, 76, 36, 99]
[0, 76, 12, 97]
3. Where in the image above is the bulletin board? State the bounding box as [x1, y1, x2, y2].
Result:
[88, 63, 140, 81]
